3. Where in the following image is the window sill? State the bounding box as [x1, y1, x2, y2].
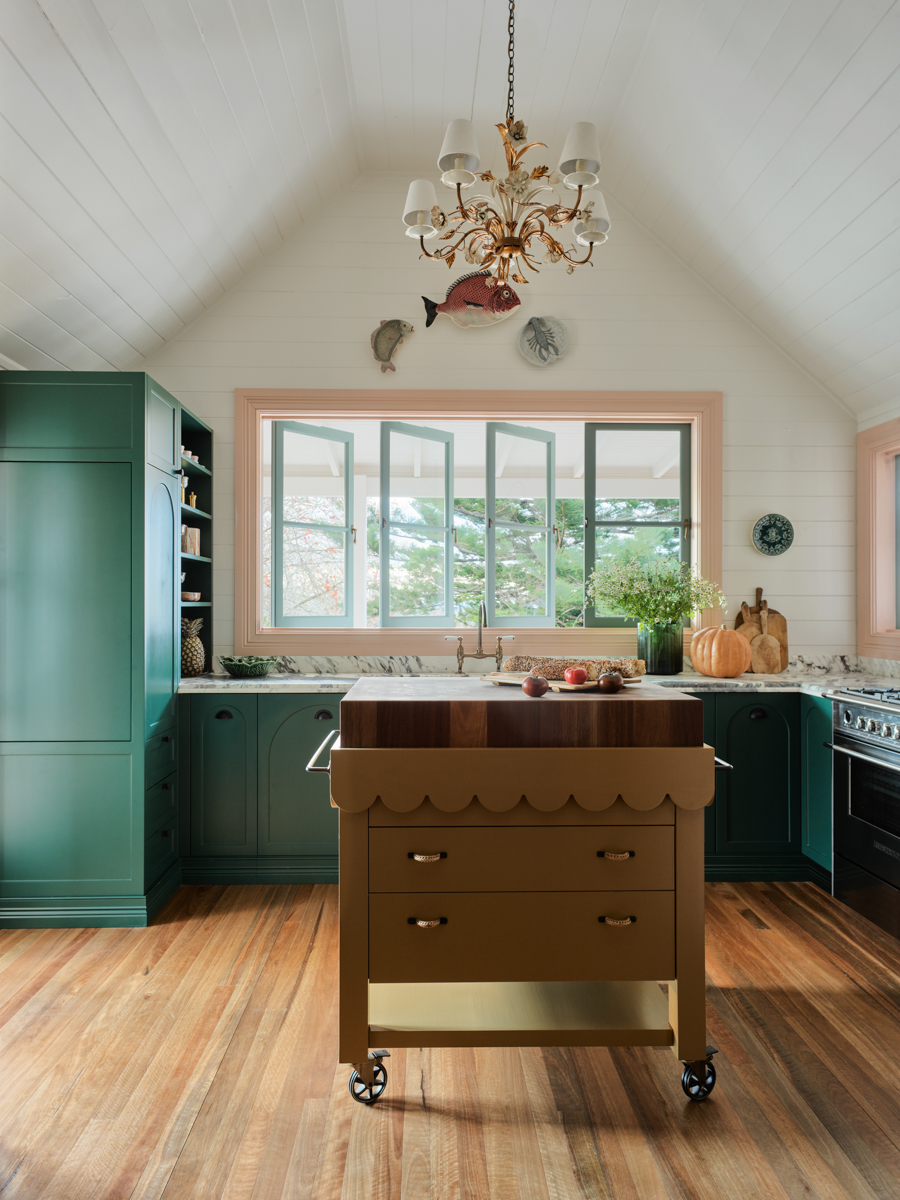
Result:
[236, 626, 699, 658]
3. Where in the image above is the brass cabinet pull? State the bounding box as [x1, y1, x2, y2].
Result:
[597, 850, 635, 861]
[407, 917, 448, 927]
[599, 916, 636, 926]
[409, 852, 447, 862]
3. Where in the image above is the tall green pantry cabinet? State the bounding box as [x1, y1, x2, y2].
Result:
[0, 372, 212, 926]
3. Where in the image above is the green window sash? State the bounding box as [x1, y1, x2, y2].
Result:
[584, 422, 691, 628]
[486, 421, 556, 628]
[380, 421, 454, 628]
[272, 421, 354, 628]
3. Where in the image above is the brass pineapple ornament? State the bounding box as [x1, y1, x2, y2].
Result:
[181, 617, 206, 677]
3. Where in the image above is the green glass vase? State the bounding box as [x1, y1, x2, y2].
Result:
[637, 621, 683, 675]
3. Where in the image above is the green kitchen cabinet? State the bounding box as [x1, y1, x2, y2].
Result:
[690, 690, 824, 883]
[181, 693, 345, 884]
[189, 696, 258, 857]
[800, 694, 833, 872]
[258, 697, 340, 857]
[714, 693, 800, 859]
[0, 372, 211, 927]
[692, 692, 717, 852]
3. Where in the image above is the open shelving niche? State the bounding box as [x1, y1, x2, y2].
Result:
[367, 980, 673, 1048]
[179, 408, 214, 676]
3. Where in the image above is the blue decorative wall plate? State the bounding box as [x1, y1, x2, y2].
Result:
[751, 513, 794, 556]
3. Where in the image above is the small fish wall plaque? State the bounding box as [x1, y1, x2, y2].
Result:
[422, 271, 521, 329]
[517, 316, 569, 367]
[371, 319, 413, 373]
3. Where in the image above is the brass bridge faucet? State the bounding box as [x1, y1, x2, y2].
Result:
[444, 600, 515, 675]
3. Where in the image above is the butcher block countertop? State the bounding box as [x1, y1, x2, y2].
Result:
[338, 676, 702, 749]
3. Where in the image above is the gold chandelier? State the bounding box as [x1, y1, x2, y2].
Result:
[401, 0, 609, 285]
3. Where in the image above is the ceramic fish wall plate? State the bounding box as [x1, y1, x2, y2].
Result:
[422, 271, 521, 329]
[751, 513, 794, 556]
[517, 315, 569, 366]
[371, 319, 413, 373]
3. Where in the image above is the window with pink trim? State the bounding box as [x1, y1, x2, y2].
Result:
[234, 390, 723, 659]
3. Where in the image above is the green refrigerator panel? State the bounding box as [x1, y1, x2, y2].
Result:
[0, 749, 133, 895]
[0, 461, 132, 742]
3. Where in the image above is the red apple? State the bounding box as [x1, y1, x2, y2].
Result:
[564, 667, 588, 685]
[522, 675, 549, 697]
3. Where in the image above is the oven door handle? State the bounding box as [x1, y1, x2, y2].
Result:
[829, 742, 900, 775]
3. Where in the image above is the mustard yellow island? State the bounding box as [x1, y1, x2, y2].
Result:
[312, 676, 719, 1105]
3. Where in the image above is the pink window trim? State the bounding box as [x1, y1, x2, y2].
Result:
[234, 389, 724, 658]
[858, 417, 900, 659]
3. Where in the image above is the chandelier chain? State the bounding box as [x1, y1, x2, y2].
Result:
[506, 0, 515, 123]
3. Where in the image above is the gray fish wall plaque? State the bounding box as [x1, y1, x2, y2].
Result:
[371, 319, 413, 373]
[516, 315, 569, 367]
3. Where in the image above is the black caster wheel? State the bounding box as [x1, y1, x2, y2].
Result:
[349, 1062, 388, 1104]
[681, 1059, 716, 1101]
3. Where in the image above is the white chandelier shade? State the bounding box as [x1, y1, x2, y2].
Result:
[575, 191, 611, 245]
[402, 179, 439, 239]
[558, 122, 602, 189]
[438, 119, 481, 186]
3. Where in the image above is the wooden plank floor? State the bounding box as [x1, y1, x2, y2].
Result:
[2, 882, 900, 1199]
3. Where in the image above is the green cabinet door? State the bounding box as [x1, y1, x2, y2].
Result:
[688, 693, 717, 852]
[0, 461, 132, 742]
[801, 694, 833, 871]
[714, 694, 800, 858]
[146, 381, 179, 473]
[190, 696, 257, 856]
[145, 467, 178, 738]
[257, 696, 342, 856]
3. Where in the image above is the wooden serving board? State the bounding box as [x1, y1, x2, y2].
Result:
[735, 587, 788, 672]
[481, 671, 639, 691]
[339, 676, 701, 748]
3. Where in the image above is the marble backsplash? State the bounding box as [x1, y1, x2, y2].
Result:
[245, 652, 900, 679]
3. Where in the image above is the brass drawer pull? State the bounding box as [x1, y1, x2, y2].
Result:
[597, 850, 635, 860]
[408, 852, 447, 862]
[599, 916, 636, 926]
[407, 917, 448, 927]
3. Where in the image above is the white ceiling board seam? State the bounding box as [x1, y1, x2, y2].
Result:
[674, 0, 893, 264]
[602, 192, 855, 420]
[0, 31, 217, 314]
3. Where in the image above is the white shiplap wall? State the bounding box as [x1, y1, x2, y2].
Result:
[143, 174, 856, 664]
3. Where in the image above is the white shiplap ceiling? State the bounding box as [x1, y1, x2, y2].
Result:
[1, 0, 898, 418]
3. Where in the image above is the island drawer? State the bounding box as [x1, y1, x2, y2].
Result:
[369, 891, 675, 983]
[369, 826, 674, 892]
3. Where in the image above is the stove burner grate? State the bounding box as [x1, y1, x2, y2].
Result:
[841, 686, 900, 702]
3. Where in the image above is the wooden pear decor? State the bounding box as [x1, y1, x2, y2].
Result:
[735, 587, 788, 673]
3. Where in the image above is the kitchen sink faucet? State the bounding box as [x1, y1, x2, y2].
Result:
[444, 599, 514, 675]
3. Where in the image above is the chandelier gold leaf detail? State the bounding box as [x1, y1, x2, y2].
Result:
[401, 0, 610, 284]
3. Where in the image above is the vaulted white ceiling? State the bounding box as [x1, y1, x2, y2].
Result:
[1, 0, 897, 419]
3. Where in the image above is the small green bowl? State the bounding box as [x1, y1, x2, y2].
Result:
[219, 656, 279, 678]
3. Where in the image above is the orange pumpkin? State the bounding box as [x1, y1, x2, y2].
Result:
[690, 625, 751, 678]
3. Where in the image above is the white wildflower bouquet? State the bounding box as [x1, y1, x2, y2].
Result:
[586, 558, 725, 626]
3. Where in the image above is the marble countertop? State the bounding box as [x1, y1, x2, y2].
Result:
[176, 668, 899, 697]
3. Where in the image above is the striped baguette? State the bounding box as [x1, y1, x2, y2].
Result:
[500, 655, 646, 680]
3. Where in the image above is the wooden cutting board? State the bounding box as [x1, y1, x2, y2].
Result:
[735, 587, 788, 672]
